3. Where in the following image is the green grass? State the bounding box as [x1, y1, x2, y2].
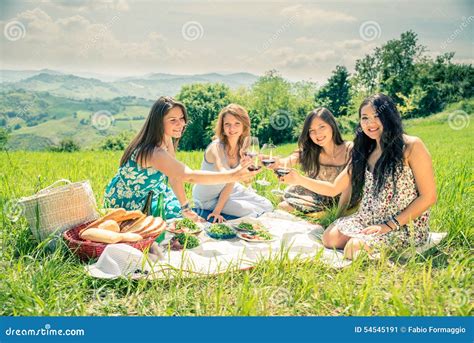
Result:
[0, 110, 472, 316]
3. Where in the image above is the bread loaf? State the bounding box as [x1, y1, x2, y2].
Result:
[98, 220, 120, 232]
[118, 232, 143, 242]
[81, 208, 127, 234]
[125, 215, 154, 233]
[80, 228, 122, 244]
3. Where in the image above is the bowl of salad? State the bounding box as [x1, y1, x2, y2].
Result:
[205, 223, 237, 239]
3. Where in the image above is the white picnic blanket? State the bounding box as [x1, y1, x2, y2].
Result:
[85, 211, 447, 279]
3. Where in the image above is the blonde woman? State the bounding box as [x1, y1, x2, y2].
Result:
[192, 104, 273, 222]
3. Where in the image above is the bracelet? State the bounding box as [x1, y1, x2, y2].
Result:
[391, 215, 401, 230]
[181, 202, 191, 213]
[384, 221, 395, 231]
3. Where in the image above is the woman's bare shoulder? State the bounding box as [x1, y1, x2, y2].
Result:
[403, 134, 428, 161]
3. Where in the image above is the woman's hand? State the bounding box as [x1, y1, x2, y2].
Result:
[360, 224, 392, 235]
[233, 160, 262, 182]
[207, 211, 225, 223]
[181, 209, 206, 223]
[278, 169, 300, 185]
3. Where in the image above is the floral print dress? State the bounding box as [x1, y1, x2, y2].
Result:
[104, 150, 181, 219]
[333, 165, 430, 251]
[283, 164, 346, 213]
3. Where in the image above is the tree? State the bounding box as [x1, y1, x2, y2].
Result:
[176, 83, 231, 150]
[100, 131, 132, 151]
[49, 139, 80, 152]
[249, 70, 294, 144]
[353, 54, 378, 95]
[316, 65, 351, 116]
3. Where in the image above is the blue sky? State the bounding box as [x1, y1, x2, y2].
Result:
[0, 0, 472, 83]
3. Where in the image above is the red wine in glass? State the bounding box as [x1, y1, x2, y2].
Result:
[248, 165, 261, 171]
[275, 168, 290, 177]
[262, 159, 275, 167]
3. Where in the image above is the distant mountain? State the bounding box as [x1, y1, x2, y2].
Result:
[0, 69, 64, 83]
[3, 73, 122, 99]
[1, 89, 153, 150]
[1, 70, 259, 100]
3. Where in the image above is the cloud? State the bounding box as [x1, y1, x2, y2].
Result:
[40, 0, 129, 12]
[0, 7, 185, 73]
[336, 39, 365, 50]
[281, 4, 356, 25]
[259, 47, 337, 69]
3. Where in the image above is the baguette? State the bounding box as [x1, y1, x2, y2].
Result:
[118, 232, 143, 242]
[80, 228, 122, 244]
[81, 208, 127, 234]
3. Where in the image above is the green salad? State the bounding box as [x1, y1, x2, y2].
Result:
[254, 230, 272, 240]
[175, 233, 200, 249]
[208, 223, 234, 235]
[237, 222, 255, 232]
[175, 218, 199, 232]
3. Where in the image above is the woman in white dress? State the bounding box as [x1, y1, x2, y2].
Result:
[193, 104, 273, 222]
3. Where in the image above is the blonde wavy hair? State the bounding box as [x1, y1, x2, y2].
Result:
[214, 104, 251, 151]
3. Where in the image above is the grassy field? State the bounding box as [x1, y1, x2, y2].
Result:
[0, 107, 472, 316]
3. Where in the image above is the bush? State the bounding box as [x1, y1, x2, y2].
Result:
[49, 139, 80, 152]
[99, 131, 132, 151]
[176, 83, 231, 150]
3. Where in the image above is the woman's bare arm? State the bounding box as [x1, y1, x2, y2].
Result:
[394, 137, 437, 226]
[281, 166, 351, 197]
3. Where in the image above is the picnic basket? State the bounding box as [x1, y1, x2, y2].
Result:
[18, 179, 99, 246]
[63, 221, 161, 261]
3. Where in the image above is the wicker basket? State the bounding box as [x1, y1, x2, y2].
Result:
[63, 222, 161, 261]
[18, 179, 99, 246]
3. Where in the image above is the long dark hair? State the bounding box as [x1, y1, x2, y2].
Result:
[350, 93, 405, 203]
[120, 96, 188, 167]
[298, 108, 345, 177]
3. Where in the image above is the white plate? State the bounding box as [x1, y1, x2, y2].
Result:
[237, 232, 277, 243]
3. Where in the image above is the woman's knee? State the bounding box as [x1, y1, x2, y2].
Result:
[344, 238, 369, 259]
[322, 224, 349, 249]
[277, 201, 294, 212]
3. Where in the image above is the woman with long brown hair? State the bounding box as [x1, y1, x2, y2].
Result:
[279, 94, 437, 259]
[274, 108, 353, 215]
[104, 97, 259, 220]
[192, 104, 273, 222]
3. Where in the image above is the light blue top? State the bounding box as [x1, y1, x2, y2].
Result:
[192, 141, 232, 203]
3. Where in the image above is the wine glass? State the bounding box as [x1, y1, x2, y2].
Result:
[272, 158, 290, 195]
[241, 136, 260, 190]
[256, 143, 276, 187]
